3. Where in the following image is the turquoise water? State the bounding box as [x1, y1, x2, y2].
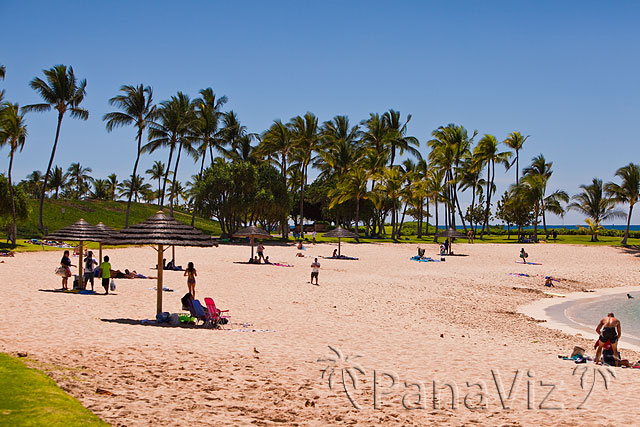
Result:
[567, 293, 640, 341]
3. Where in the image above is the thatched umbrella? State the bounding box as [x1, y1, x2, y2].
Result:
[102, 211, 217, 314]
[233, 226, 272, 259]
[44, 219, 111, 287]
[322, 226, 358, 257]
[95, 222, 116, 264]
[436, 228, 467, 254]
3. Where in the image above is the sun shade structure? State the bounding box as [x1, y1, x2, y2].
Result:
[44, 219, 111, 285]
[232, 226, 273, 259]
[102, 211, 217, 314]
[322, 226, 358, 257]
[95, 222, 116, 264]
[436, 228, 467, 255]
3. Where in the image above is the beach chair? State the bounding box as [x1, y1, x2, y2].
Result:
[204, 297, 230, 327]
[190, 299, 209, 326]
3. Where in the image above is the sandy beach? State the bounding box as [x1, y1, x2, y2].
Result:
[1, 242, 640, 426]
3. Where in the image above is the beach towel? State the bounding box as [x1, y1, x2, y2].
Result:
[516, 261, 543, 265]
[149, 287, 174, 292]
[273, 263, 294, 267]
[410, 256, 441, 262]
[543, 291, 565, 297]
[322, 256, 359, 260]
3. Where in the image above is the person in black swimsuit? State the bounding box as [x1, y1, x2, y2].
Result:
[595, 312, 621, 366]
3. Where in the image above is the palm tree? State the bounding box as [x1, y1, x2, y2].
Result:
[103, 84, 156, 227]
[48, 166, 67, 199]
[92, 179, 110, 200]
[106, 173, 118, 201]
[256, 120, 293, 237]
[145, 161, 166, 206]
[425, 167, 446, 242]
[522, 154, 568, 237]
[0, 103, 27, 244]
[23, 65, 88, 233]
[192, 88, 227, 169]
[605, 163, 640, 244]
[24, 170, 44, 198]
[473, 134, 512, 238]
[569, 178, 625, 241]
[0, 64, 5, 80]
[329, 165, 369, 238]
[383, 109, 419, 166]
[118, 174, 151, 203]
[317, 115, 362, 180]
[376, 166, 404, 240]
[145, 92, 194, 214]
[66, 162, 93, 199]
[289, 112, 320, 238]
[503, 131, 529, 186]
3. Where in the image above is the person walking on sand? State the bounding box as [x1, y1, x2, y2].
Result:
[100, 255, 111, 295]
[594, 313, 621, 367]
[312, 230, 317, 245]
[257, 242, 266, 263]
[310, 257, 320, 286]
[184, 262, 197, 298]
[519, 248, 528, 264]
[60, 250, 75, 290]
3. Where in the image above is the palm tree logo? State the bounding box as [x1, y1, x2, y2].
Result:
[318, 345, 366, 409]
[572, 365, 616, 409]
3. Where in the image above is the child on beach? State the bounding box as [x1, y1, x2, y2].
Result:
[100, 255, 111, 295]
[519, 248, 528, 263]
[184, 262, 197, 298]
[60, 250, 74, 290]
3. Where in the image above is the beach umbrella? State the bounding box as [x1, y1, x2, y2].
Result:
[102, 211, 217, 314]
[232, 226, 272, 259]
[95, 222, 116, 265]
[322, 226, 358, 256]
[44, 219, 111, 287]
[436, 228, 467, 254]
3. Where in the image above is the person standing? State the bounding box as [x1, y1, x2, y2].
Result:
[594, 313, 621, 366]
[312, 230, 317, 245]
[184, 262, 197, 298]
[257, 242, 265, 263]
[100, 255, 112, 295]
[310, 257, 320, 286]
[83, 250, 98, 290]
[60, 250, 74, 290]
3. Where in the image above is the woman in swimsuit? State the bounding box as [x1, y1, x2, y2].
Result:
[184, 262, 197, 298]
[60, 250, 75, 290]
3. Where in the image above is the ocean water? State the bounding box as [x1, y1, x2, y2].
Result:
[567, 293, 640, 341]
[501, 225, 640, 231]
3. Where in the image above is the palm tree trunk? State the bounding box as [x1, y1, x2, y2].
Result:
[8, 151, 17, 245]
[38, 113, 63, 233]
[542, 201, 548, 239]
[281, 151, 287, 239]
[433, 198, 439, 243]
[355, 196, 360, 239]
[299, 164, 306, 239]
[169, 142, 183, 217]
[125, 130, 143, 228]
[160, 142, 175, 208]
[515, 150, 519, 186]
[480, 162, 491, 238]
[417, 197, 423, 238]
[191, 148, 208, 226]
[398, 202, 408, 238]
[622, 204, 633, 245]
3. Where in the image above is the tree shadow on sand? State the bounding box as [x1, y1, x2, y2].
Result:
[616, 245, 640, 258]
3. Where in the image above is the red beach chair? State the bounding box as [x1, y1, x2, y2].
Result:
[204, 297, 230, 327]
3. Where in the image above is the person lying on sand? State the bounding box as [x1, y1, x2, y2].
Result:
[123, 269, 156, 279]
[0, 250, 15, 257]
[595, 313, 621, 367]
[296, 252, 305, 257]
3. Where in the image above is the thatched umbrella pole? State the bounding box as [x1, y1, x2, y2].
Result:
[157, 244, 164, 314]
[78, 240, 84, 286]
[233, 227, 272, 260]
[322, 226, 358, 257]
[338, 238, 341, 256]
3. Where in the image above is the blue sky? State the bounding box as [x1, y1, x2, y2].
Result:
[1, 1, 638, 225]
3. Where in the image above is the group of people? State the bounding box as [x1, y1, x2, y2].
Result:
[59, 250, 113, 294]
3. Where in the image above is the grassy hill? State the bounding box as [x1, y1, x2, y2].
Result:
[16, 199, 221, 238]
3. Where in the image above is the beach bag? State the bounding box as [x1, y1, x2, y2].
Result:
[55, 266, 66, 277]
[110, 279, 116, 291]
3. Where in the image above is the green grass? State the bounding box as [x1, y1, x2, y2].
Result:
[0, 353, 108, 426]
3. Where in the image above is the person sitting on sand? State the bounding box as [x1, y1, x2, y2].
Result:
[296, 252, 305, 257]
[627, 293, 634, 299]
[264, 256, 271, 264]
[333, 248, 338, 258]
[545, 277, 554, 287]
[254, 255, 260, 264]
[417, 247, 426, 258]
[594, 313, 621, 367]
[297, 241, 304, 250]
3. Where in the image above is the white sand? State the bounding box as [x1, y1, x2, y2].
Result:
[1, 242, 640, 425]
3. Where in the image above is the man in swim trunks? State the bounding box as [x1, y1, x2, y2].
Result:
[594, 312, 621, 366]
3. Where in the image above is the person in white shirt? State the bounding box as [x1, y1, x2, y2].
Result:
[312, 230, 317, 244]
[83, 251, 98, 290]
[310, 258, 320, 286]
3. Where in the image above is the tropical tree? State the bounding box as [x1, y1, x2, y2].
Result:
[145, 161, 165, 206]
[21, 170, 43, 198]
[0, 103, 27, 244]
[145, 92, 195, 214]
[503, 131, 529, 186]
[48, 166, 67, 199]
[522, 154, 568, 237]
[329, 165, 369, 238]
[103, 84, 156, 227]
[106, 173, 118, 201]
[118, 174, 151, 203]
[383, 109, 419, 166]
[425, 167, 446, 242]
[605, 163, 640, 244]
[568, 178, 625, 241]
[66, 162, 93, 199]
[23, 64, 88, 232]
[92, 179, 110, 200]
[473, 134, 511, 238]
[289, 112, 320, 237]
[376, 166, 404, 240]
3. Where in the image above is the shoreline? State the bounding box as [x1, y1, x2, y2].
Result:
[519, 285, 640, 352]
